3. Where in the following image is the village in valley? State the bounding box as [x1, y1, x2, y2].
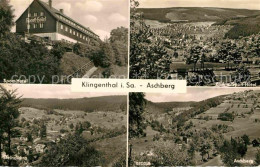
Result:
[130, 4, 260, 86]
[0, 85, 127, 167]
[129, 89, 260, 166]
[147, 20, 260, 86]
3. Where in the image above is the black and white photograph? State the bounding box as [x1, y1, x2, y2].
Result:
[130, 0, 260, 87]
[0, 0, 128, 84]
[129, 88, 260, 166]
[0, 84, 127, 166]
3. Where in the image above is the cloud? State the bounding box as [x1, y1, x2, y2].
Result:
[108, 13, 127, 22]
[84, 15, 98, 23]
[138, 0, 260, 9]
[94, 29, 110, 41]
[56, 2, 72, 15]
[10, 0, 32, 19]
[75, 0, 103, 12]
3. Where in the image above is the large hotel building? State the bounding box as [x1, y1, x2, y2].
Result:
[16, 0, 99, 44]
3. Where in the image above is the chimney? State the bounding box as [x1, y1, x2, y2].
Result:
[60, 9, 64, 14]
[49, 0, 52, 8]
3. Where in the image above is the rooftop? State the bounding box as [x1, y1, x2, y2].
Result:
[18, 0, 99, 38]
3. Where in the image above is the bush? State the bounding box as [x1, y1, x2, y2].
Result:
[218, 113, 234, 121]
[60, 129, 68, 134]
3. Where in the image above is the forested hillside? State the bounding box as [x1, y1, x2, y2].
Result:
[21, 96, 127, 112]
[136, 7, 260, 39]
[137, 7, 260, 22]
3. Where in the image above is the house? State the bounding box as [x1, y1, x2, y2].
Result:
[16, 0, 99, 44]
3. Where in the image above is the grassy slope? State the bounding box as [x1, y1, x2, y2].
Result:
[146, 100, 195, 114]
[21, 96, 127, 112]
[91, 65, 128, 78]
[91, 134, 126, 166]
[59, 52, 93, 76]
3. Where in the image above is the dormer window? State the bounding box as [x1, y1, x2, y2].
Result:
[40, 12, 44, 16]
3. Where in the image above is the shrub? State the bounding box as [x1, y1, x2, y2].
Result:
[218, 113, 234, 121]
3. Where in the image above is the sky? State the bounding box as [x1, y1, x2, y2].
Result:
[3, 84, 127, 99]
[146, 87, 260, 102]
[10, 0, 129, 40]
[138, 0, 260, 10]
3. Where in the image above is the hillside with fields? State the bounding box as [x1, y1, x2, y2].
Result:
[137, 7, 260, 22]
[137, 7, 260, 39]
[146, 100, 195, 114]
[129, 90, 260, 166]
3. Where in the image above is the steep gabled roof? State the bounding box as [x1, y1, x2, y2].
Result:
[37, 0, 96, 35]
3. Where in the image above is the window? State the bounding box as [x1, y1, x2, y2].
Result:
[40, 23, 44, 28]
[27, 24, 30, 29]
[80, 34, 82, 38]
[70, 29, 72, 33]
[40, 12, 44, 16]
[28, 13, 31, 17]
[83, 36, 85, 40]
[33, 23, 37, 29]
[77, 32, 79, 36]
[61, 24, 63, 30]
[65, 26, 68, 32]
[34, 12, 37, 17]
[73, 31, 75, 35]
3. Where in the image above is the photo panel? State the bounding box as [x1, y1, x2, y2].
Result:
[0, 84, 127, 166]
[130, 0, 260, 87]
[128, 87, 260, 166]
[1, 0, 129, 84]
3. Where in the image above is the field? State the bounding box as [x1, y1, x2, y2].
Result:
[19, 107, 126, 131]
[138, 7, 260, 39]
[130, 90, 260, 166]
[192, 90, 260, 165]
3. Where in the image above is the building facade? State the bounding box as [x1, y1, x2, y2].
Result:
[16, 0, 99, 44]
